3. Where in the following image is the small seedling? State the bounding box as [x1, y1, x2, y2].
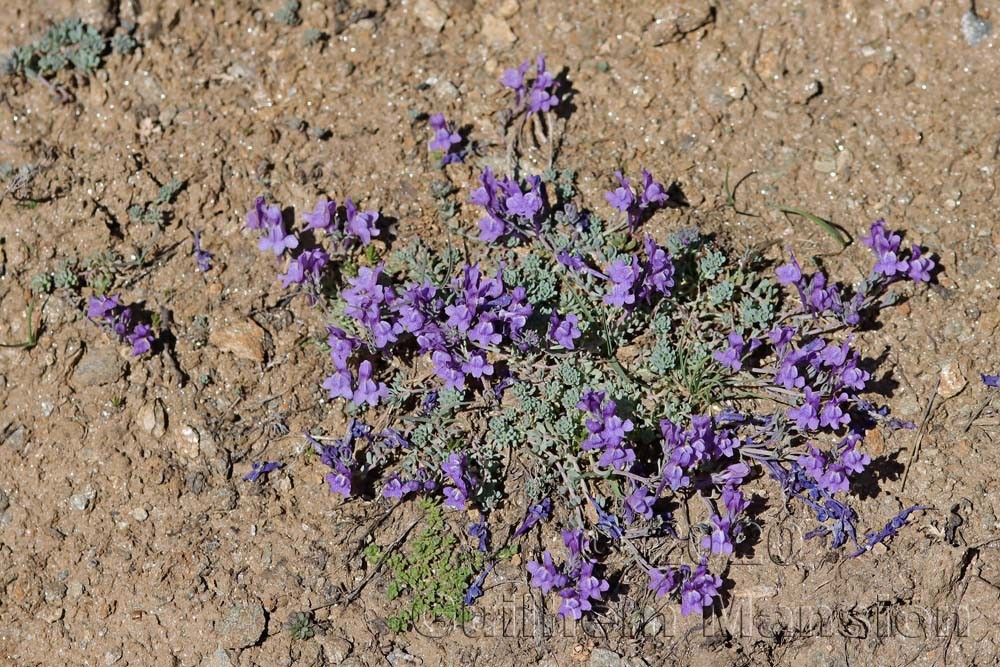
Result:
[274, 0, 302, 26]
[284, 611, 316, 640]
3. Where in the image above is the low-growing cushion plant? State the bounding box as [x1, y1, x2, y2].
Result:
[238, 56, 935, 626]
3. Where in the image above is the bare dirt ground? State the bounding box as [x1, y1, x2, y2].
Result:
[1, 1, 1000, 665]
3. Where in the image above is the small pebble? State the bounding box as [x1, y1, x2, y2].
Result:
[961, 9, 991, 46]
[939, 360, 968, 399]
[132, 507, 149, 522]
[590, 648, 623, 667]
[69, 486, 96, 511]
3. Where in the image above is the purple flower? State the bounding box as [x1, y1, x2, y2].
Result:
[839, 441, 871, 475]
[353, 360, 388, 407]
[343, 266, 387, 326]
[798, 445, 849, 494]
[506, 185, 543, 219]
[126, 323, 154, 356]
[87, 294, 156, 356]
[862, 220, 901, 255]
[87, 294, 120, 320]
[478, 215, 506, 243]
[983, 373, 1000, 388]
[624, 484, 655, 523]
[193, 231, 213, 272]
[383, 475, 422, 500]
[863, 220, 935, 283]
[279, 248, 329, 287]
[500, 59, 531, 102]
[679, 560, 721, 616]
[819, 393, 851, 429]
[788, 387, 821, 431]
[648, 567, 679, 599]
[575, 561, 609, 601]
[326, 469, 352, 498]
[906, 245, 934, 282]
[243, 461, 283, 482]
[441, 452, 478, 510]
[640, 168, 669, 207]
[603, 259, 639, 308]
[428, 113, 465, 165]
[640, 236, 675, 299]
[514, 499, 552, 537]
[701, 515, 735, 555]
[344, 198, 380, 245]
[322, 369, 354, 400]
[604, 169, 668, 229]
[468, 521, 490, 553]
[245, 196, 282, 230]
[605, 172, 634, 212]
[723, 486, 750, 517]
[429, 114, 461, 152]
[775, 254, 802, 286]
[258, 220, 299, 257]
[461, 352, 494, 379]
[302, 197, 337, 231]
[526, 55, 559, 114]
[713, 332, 745, 372]
[578, 391, 635, 471]
[527, 551, 567, 594]
[548, 311, 581, 349]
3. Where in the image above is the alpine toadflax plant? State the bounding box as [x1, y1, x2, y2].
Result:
[86, 294, 156, 356]
[238, 55, 936, 625]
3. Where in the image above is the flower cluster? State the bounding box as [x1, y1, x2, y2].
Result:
[501, 55, 560, 115]
[86, 294, 155, 356]
[471, 167, 546, 243]
[659, 414, 743, 491]
[862, 220, 934, 283]
[428, 113, 465, 166]
[777, 220, 935, 325]
[578, 390, 635, 470]
[233, 56, 936, 627]
[559, 234, 674, 310]
[308, 422, 409, 498]
[441, 452, 479, 510]
[323, 262, 533, 406]
[648, 559, 723, 616]
[245, 194, 380, 300]
[605, 169, 669, 230]
[526, 530, 609, 620]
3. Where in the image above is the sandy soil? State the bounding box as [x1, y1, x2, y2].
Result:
[1, 1, 1000, 665]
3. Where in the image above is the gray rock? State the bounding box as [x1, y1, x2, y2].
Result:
[200, 648, 233, 667]
[137, 399, 167, 438]
[318, 636, 352, 662]
[590, 648, 623, 667]
[414, 0, 447, 31]
[44, 581, 67, 603]
[961, 9, 991, 46]
[3, 426, 26, 452]
[218, 600, 266, 649]
[71, 348, 123, 388]
[69, 486, 96, 511]
[104, 646, 123, 665]
[387, 647, 421, 666]
[481, 13, 516, 46]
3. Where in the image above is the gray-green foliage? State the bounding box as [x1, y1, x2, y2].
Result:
[274, 0, 303, 26]
[110, 32, 138, 55]
[129, 179, 184, 227]
[4, 19, 106, 79]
